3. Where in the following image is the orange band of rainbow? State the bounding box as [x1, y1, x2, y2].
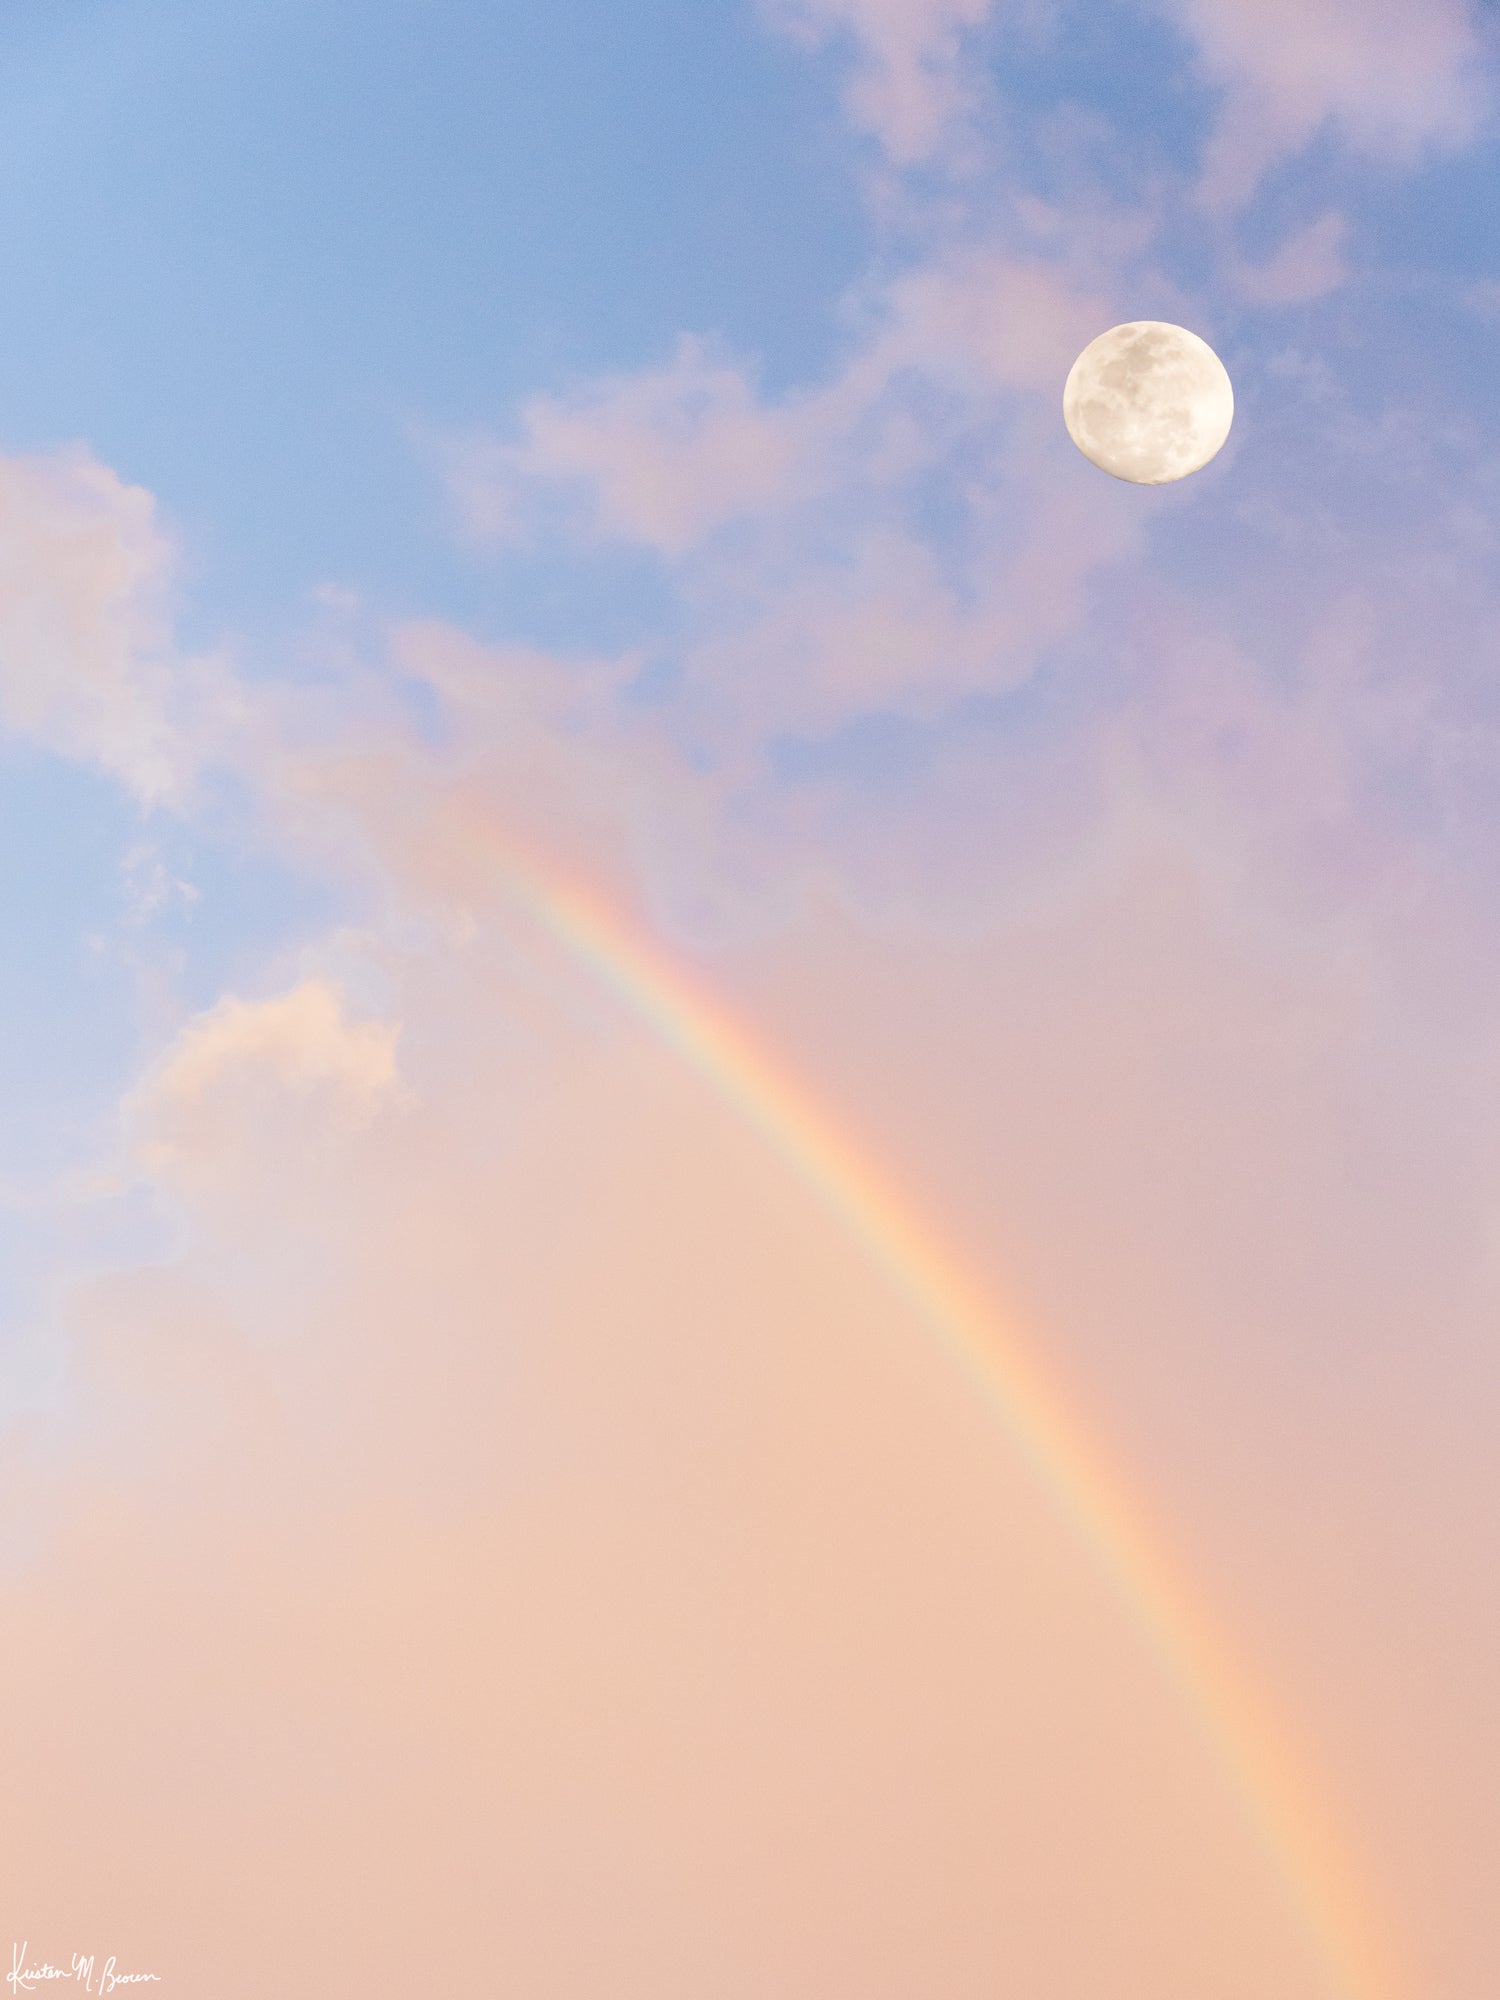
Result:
[480, 829, 1397, 2000]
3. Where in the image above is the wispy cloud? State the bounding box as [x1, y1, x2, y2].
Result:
[1158, 0, 1491, 206]
[445, 247, 1135, 752]
[0, 447, 241, 804]
[1229, 210, 1351, 305]
[760, 0, 997, 162]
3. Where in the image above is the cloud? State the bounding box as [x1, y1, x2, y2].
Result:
[2, 802, 1415, 2000]
[0, 446, 240, 803]
[118, 841, 201, 926]
[446, 337, 803, 557]
[0, 8, 1497, 1986]
[761, 0, 1489, 201]
[449, 253, 1119, 561]
[874, 245, 1123, 393]
[128, 979, 402, 1184]
[1230, 210, 1350, 306]
[423, 184, 1500, 971]
[444, 248, 1137, 748]
[1157, 0, 1490, 206]
[760, 0, 997, 163]
[7, 339, 1500, 2000]
[10, 709, 1498, 1994]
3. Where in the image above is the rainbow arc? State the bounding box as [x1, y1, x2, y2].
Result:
[477, 825, 1398, 2000]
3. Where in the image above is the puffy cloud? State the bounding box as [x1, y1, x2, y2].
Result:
[0, 446, 239, 802]
[128, 980, 402, 1185]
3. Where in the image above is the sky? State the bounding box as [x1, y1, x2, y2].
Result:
[3, 1, 1500, 1995]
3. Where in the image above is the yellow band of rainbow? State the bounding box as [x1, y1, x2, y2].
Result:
[483, 829, 1398, 2000]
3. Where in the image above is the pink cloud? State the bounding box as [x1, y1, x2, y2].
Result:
[1158, 0, 1489, 206]
[7, 45, 1500, 1985]
[762, 0, 1489, 202]
[673, 470, 1138, 741]
[1230, 211, 1351, 306]
[449, 254, 1119, 564]
[760, 0, 996, 162]
[448, 336, 802, 557]
[12, 709, 1500, 1993]
[128, 980, 403, 1181]
[0, 446, 240, 802]
[4, 792, 1434, 1998]
[874, 246, 1122, 392]
[444, 249, 1139, 741]
[7, 398, 1500, 1991]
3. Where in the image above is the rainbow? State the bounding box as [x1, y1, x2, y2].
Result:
[485, 833, 1398, 2000]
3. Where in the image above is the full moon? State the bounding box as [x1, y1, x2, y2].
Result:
[1062, 321, 1234, 484]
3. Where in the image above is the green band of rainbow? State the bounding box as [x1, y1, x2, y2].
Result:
[485, 830, 1398, 2000]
